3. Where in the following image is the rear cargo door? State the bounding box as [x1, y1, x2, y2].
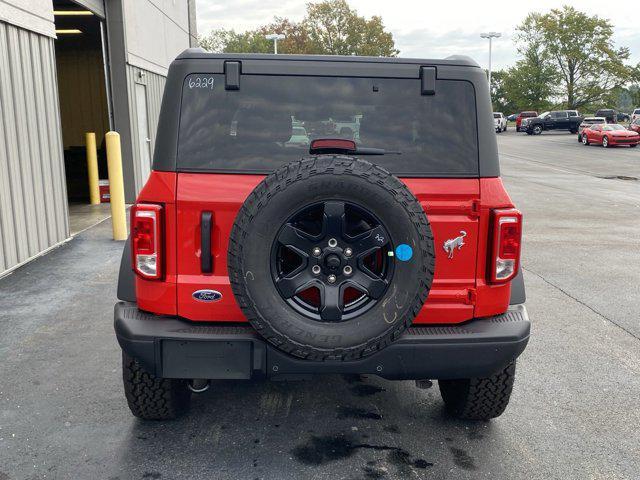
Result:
[174, 61, 483, 324]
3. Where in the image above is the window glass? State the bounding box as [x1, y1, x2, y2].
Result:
[178, 74, 479, 176]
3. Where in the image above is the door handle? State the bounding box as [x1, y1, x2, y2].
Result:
[201, 211, 213, 273]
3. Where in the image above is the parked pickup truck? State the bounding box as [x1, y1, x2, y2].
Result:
[522, 110, 582, 135]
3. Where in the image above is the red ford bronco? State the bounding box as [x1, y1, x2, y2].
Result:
[115, 50, 529, 421]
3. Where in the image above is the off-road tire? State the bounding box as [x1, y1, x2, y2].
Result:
[228, 156, 435, 361]
[438, 362, 516, 420]
[122, 352, 191, 420]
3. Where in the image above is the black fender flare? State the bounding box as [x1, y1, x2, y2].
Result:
[117, 237, 136, 302]
[509, 267, 526, 305]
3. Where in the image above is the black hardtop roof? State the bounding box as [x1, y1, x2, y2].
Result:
[176, 48, 480, 68]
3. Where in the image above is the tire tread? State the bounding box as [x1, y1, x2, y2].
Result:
[122, 352, 190, 420]
[438, 362, 516, 420]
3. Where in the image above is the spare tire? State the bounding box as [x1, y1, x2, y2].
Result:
[228, 156, 435, 360]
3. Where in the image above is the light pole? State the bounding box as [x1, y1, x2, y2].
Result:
[265, 33, 285, 54]
[480, 32, 501, 89]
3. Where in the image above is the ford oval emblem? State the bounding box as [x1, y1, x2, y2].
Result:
[192, 289, 222, 302]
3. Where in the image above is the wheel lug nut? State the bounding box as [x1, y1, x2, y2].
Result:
[312, 265, 321, 275]
[327, 274, 337, 284]
[344, 247, 353, 257]
[312, 247, 322, 257]
[328, 238, 338, 248]
[343, 266, 352, 276]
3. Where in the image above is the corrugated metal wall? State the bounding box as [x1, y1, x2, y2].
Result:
[125, 64, 166, 194]
[0, 21, 69, 275]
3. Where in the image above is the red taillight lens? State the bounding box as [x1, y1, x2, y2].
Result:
[489, 208, 522, 283]
[131, 204, 163, 279]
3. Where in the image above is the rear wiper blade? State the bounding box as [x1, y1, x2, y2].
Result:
[353, 147, 402, 155]
[308, 139, 401, 156]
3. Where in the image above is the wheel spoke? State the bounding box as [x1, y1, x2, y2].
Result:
[322, 201, 345, 238]
[276, 269, 314, 298]
[352, 225, 390, 255]
[277, 224, 315, 254]
[320, 284, 344, 321]
[350, 270, 388, 299]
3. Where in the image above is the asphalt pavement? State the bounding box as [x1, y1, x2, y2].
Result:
[1, 129, 639, 479]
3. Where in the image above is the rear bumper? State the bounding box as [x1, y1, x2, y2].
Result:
[114, 302, 530, 381]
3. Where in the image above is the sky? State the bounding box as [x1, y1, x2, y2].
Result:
[195, 0, 640, 71]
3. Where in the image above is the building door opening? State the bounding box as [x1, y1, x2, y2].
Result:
[53, 0, 112, 235]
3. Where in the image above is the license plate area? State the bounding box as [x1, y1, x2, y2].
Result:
[162, 340, 252, 379]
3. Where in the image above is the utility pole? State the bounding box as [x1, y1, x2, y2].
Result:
[480, 32, 501, 90]
[265, 33, 285, 54]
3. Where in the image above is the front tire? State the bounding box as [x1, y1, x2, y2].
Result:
[532, 125, 542, 135]
[439, 362, 516, 420]
[582, 134, 589, 146]
[603, 136, 610, 148]
[122, 352, 191, 420]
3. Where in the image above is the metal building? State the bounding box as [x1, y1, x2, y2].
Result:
[0, 0, 197, 277]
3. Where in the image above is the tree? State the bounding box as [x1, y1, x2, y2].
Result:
[304, 0, 398, 56]
[515, 6, 635, 109]
[198, 0, 398, 56]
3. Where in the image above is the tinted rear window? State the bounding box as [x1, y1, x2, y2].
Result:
[177, 74, 479, 176]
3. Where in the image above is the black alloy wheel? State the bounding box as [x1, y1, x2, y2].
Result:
[271, 201, 393, 322]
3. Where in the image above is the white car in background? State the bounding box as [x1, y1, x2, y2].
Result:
[632, 108, 640, 123]
[494, 112, 507, 133]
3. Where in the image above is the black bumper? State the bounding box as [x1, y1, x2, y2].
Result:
[114, 302, 530, 381]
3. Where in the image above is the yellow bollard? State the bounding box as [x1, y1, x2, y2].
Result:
[85, 132, 100, 205]
[105, 131, 128, 241]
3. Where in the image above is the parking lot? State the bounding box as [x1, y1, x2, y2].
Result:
[1, 130, 639, 480]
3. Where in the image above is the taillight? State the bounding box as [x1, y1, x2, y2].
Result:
[131, 204, 163, 279]
[489, 208, 522, 283]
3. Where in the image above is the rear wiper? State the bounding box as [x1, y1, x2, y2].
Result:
[309, 139, 401, 156]
[353, 147, 402, 155]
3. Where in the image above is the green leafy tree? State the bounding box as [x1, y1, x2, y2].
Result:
[515, 6, 635, 109]
[304, 0, 398, 56]
[198, 0, 398, 56]
[490, 71, 517, 113]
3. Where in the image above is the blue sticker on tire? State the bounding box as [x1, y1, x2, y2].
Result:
[395, 244, 413, 262]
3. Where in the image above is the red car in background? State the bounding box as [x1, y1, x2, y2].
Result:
[516, 111, 538, 132]
[582, 124, 640, 148]
[629, 118, 640, 134]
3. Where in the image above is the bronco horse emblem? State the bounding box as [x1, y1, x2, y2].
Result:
[443, 231, 467, 259]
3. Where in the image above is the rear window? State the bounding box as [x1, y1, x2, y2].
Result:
[177, 74, 479, 176]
